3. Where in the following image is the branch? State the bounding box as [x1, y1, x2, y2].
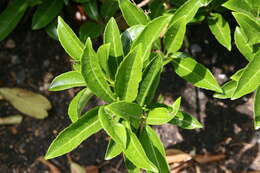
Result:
[137, 0, 150, 8]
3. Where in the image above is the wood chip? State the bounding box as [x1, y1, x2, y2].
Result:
[0, 115, 22, 125]
[37, 157, 61, 173]
[166, 149, 192, 163]
[193, 154, 225, 164]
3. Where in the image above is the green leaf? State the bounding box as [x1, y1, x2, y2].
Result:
[254, 86, 260, 129]
[124, 157, 141, 173]
[232, 51, 260, 99]
[169, 111, 203, 129]
[105, 139, 123, 160]
[32, 0, 63, 30]
[172, 57, 222, 93]
[170, 0, 202, 25]
[81, 39, 116, 103]
[149, 0, 164, 19]
[57, 17, 84, 60]
[124, 129, 158, 172]
[98, 107, 127, 148]
[140, 126, 170, 173]
[132, 15, 172, 61]
[208, 13, 231, 51]
[223, 0, 260, 18]
[97, 43, 111, 78]
[79, 22, 103, 41]
[115, 45, 143, 102]
[213, 80, 237, 99]
[230, 68, 244, 81]
[101, 0, 119, 22]
[165, 17, 187, 54]
[117, 0, 150, 26]
[104, 18, 124, 57]
[147, 97, 181, 125]
[68, 88, 93, 123]
[45, 107, 102, 159]
[0, 0, 28, 41]
[136, 54, 162, 106]
[45, 20, 58, 40]
[105, 101, 143, 129]
[121, 25, 145, 55]
[49, 71, 85, 91]
[232, 12, 260, 45]
[83, 1, 99, 21]
[234, 27, 254, 61]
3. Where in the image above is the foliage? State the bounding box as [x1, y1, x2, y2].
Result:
[1, 0, 260, 172]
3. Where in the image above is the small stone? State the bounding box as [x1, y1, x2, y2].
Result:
[4, 39, 16, 48]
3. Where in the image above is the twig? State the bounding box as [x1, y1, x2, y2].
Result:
[137, 0, 150, 8]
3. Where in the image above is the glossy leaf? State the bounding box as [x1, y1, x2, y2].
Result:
[147, 97, 181, 125]
[121, 25, 145, 55]
[79, 22, 103, 41]
[124, 129, 158, 172]
[101, 0, 118, 22]
[117, 0, 150, 26]
[230, 68, 244, 81]
[232, 51, 260, 99]
[234, 27, 254, 61]
[223, 0, 260, 18]
[140, 126, 170, 173]
[132, 15, 172, 61]
[104, 18, 124, 57]
[32, 0, 63, 30]
[99, 107, 127, 148]
[172, 57, 222, 93]
[49, 71, 85, 91]
[149, 0, 164, 19]
[83, 1, 99, 21]
[213, 80, 237, 99]
[169, 111, 203, 129]
[165, 17, 187, 54]
[254, 87, 260, 129]
[45, 107, 102, 159]
[45, 20, 58, 40]
[0, 0, 28, 41]
[115, 45, 143, 102]
[68, 88, 93, 123]
[137, 55, 162, 106]
[81, 39, 115, 103]
[170, 0, 201, 25]
[208, 13, 231, 51]
[232, 12, 260, 45]
[124, 157, 141, 173]
[97, 43, 111, 77]
[57, 17, 84, 60]
[105, 139, 123, 160]
[105, 101, 143, 128]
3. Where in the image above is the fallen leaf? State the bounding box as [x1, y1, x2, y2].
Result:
[70, 161, 86, 173]
[166, 149, 192, 163]
[86, 165, 99, 173]
[193, 154, 225, 164]
[0, 114, 22, 125]
[0, 88, 51, 119]
[37, 157, 61, 173]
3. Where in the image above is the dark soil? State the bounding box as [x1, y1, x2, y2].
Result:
[0, 17, 259, 173]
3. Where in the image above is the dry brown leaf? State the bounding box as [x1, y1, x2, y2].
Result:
[166, 149, 192, 163]
[37, 157, 61, 173]
[193, 154, 225, 164]
[0, 88, 51, 119]
[0, 114, 22, 125]
[70, 161, 86, 173]
[86, 165, 99, 173]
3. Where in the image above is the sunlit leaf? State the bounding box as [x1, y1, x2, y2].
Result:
[169, 111, 203, 129]
[105, 139, 123, 160]
[45, 107, 102, 159]
[49, 71, 85, 91]
[254, 86, 260, 129]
